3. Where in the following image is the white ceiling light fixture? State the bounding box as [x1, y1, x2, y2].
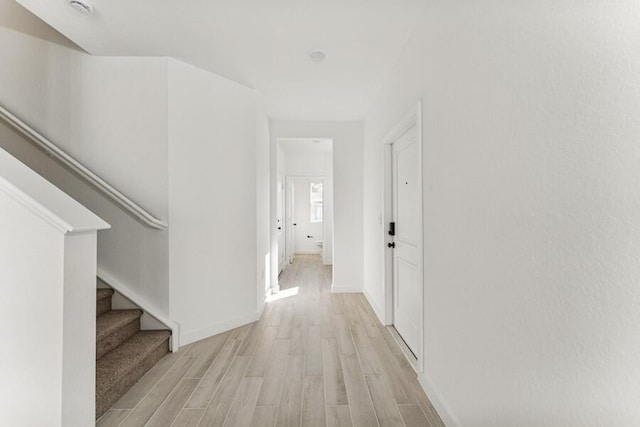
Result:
[68, 0, 94, 15]
[309, 49, 327, 62]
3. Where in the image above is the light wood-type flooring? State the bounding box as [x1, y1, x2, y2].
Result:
[97, 255, 445, 427]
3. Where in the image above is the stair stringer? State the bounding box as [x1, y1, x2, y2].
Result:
[97, 267, 180, 352]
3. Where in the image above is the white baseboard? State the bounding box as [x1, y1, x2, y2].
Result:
[256, 288, 270, 319]
[331, 284, 362, 293]
[98, 267, 180, 352]
[363, 288, 386, 325]
[417, 372, 460, 427]
[180, 310, 259, 347]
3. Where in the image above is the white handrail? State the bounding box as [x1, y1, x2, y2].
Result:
[0, 104, 168, 230]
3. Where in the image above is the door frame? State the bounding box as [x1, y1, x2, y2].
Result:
[277, 172, 286, 273]
[382, 100, 424, 373]
[285, 175, 325, 260]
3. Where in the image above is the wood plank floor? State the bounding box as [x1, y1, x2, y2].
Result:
[97, 255, 445, 427]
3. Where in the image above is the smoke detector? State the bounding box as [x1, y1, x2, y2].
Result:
[68, 0, 94, 14]
[309, 49, 327, 62]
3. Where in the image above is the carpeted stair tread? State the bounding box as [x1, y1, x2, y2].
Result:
[96, 309, 142, 341]
[96, 289, 115, 317]
[96, 330, 171, 403]
[97, 288, 114, 301]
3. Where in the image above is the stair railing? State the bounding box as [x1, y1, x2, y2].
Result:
[0, 104, 168, 229]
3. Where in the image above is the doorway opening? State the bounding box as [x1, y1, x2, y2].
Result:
[277, 138, 334, 278]
[383, 102, 424, 373]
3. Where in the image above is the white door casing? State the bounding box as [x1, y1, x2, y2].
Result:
[286, 178, 295, 263]
[277, 173, 286, 272]
[292, 177, 323, 255]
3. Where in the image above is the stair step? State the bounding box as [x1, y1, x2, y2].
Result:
[96, 288, 114, 317]
[96, 330, 171, 419]
[96, 309, 142, 359]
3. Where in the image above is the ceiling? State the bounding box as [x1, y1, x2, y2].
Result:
[16, 0, 424, 121]
[279, 138, 332, 154]
[0, 0, 79, 50]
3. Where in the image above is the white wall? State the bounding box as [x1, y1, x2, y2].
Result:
[1, 189, 65, 426]
[363, 1, 640, 425]
[322, 151, 334, 265]
[271, 121, 362, 291]
[0, 25, 171, 317]
[0, 24, 271, 348]
[0, 0, 78, 49]
[168, 59, 265, 345]
[256, 110, 271, 310]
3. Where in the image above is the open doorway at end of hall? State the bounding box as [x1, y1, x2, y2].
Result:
[276, 138, 333, 276]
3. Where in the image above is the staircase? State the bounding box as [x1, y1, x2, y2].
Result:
[95, 287, 171, 419]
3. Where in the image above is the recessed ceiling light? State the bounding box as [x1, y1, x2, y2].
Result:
[68, 0, 93, 14]
[309, 49, 327, 62]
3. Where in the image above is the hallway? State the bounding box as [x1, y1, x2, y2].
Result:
[96, 255, 444, 427]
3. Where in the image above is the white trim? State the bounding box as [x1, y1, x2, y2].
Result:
[256, 288, 270, 319]
[331, 285, 362, 293]
[382, 100, 425, 373]
[418, 373, 460, 427]
[180, 310, 259, 347]
[363, 287, 386, 325]
[0, 175, 73, 234]
[382, 144, 393, 325]
[285, 175, 327, 263]
[97, 268, 180, 351]
[0, 104, 168, 230]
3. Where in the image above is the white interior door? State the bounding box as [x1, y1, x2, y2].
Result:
[391, 124, 421, 355]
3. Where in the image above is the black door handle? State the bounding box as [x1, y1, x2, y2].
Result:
[277, 227, 282, 230]
[387, 242, 395, 248]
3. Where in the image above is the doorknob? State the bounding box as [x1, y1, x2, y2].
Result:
[277, 227, 282, 230]
[387, 242, 395, 248]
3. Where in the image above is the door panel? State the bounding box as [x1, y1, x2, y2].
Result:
[392, 125, 420, 354]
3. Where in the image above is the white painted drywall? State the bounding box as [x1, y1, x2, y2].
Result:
[256, 109, 272, 311]
[0, 26, 171, 318]
[271, 121, 362, 291]
[61, 231, 99, 425]
[14, 0, 426, 121]
[322, 151, 334, 266]
[363, 1, 640, 425]
[168, 59, 264, 345]
[0, 0, 78, 49]
[0, 25, 271, 348]
[0, 187, 65, 427]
